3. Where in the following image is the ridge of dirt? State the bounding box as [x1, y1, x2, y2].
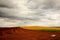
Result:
[0, 27, 60, 40]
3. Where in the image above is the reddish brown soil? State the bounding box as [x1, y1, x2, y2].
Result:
[0, 27, 60, 40]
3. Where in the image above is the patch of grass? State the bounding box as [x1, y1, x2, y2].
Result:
[21, 26, 60, 32]
[40, 29, 60, 32]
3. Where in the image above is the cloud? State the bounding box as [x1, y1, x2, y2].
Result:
[0, 0, 60, 27]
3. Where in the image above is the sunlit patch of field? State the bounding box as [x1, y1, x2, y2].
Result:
[21, 26, 60, 32]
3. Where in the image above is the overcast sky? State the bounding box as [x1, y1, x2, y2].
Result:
[0, 0, 60, 27]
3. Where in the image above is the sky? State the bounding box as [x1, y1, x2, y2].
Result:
[0, 0, 60, 27]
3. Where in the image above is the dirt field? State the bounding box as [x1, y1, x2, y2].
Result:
[0, 27, 60, 40]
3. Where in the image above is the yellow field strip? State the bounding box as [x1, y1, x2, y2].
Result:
[21, 26, 60, 30]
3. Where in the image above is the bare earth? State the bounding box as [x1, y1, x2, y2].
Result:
[0, 27, 60, 40]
